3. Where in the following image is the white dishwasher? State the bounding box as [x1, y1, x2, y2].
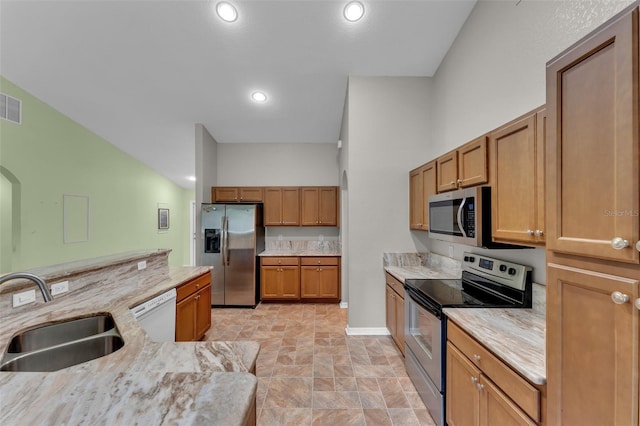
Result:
[130, 288, 177, 342]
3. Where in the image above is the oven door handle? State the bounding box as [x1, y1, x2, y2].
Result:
[405, 286, 442, 319]
[457, 197, 467, 238]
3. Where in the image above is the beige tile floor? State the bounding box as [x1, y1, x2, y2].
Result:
[205, 303, 436, 426]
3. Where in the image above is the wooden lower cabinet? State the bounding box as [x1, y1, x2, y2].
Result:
[447, 321, 542, 426]
[385, 272, 405, 355]
[175, 273, 212, 341]
[546, 262, 639, 426]
[261, 256, 340, 302]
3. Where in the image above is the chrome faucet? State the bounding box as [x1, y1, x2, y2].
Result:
[0, 272, 53, 302]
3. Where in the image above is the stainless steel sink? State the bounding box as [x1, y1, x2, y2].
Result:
[6, 314, 116, 353]
[0, 314, 124, 372]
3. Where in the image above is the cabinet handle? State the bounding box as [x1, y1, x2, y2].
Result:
[319, 268, 323, 272]
[470, 376, 477, 384]
[456, 179, 463, 185]
[611, 237, 630, 250]
[611, 291, 630, 305]
[635, 298, 640, 311]
[450, 181, 456, 186]
[635, 240, 640, 252]
[473, 354, 481, 362]
[196, 284, 199, 289]
[316, 268, 320, 272]
[526, 229, 534, 236]
[534, 229, 544, 237]
[476, 383, 484, 391]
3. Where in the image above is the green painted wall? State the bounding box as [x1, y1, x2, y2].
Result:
[0, 76, 194, 272]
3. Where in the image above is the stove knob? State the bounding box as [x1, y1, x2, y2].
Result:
[499, 265, 507, 272]
[508, 268, 517, 276]
[464, 256, 470, 262]
[469, 256, 476, 262]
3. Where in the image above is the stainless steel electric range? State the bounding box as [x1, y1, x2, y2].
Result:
[403, 252, 533, 426]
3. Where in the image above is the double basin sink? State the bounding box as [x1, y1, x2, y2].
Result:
[0, 314, 124, 372]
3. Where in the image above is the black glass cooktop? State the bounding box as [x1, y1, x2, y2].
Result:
[404, 272, 528, 312]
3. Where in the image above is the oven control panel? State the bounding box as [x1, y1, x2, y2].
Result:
[462, 252, 531, 290]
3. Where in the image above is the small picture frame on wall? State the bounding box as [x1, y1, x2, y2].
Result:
[158, 208, 170, 230]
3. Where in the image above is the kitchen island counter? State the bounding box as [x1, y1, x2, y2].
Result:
[0, 250, 258, 426]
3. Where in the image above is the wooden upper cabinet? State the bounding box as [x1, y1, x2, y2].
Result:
[301, 187, 338, 226]
[490, 108, 545, 246]
[264, 187, 300, 226]
[437, 136, 488, 193]
[409, 161, 437, 231]
[546, 263, 639, 426]
[212, 187, 263, 202]
[546, 5, 639, 263]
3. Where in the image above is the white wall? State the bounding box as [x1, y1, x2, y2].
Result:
[424, 0, 634, 284]
[216, 143, 339, 186]
[344, 76, 432, 329]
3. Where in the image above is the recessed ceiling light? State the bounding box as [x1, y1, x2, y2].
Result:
[344, 1, 364, 22]
[216, 2, 238, 22]
[251, 91, 268, 103]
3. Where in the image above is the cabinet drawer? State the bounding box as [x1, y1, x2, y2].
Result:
[261, 257, 299, 266]
[300, 257, 339, 266]
[385, 272, 405, 298]
[448, 321, 540, 422]
[176, 272, 211, 302]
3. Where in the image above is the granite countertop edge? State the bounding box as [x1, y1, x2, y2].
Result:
[259, 249, 341, 257]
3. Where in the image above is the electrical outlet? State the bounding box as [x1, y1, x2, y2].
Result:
[319, 234, 324, 241]
[278, 234, 283, 241]
[13, 289, 36, 307]
[137, 261, 147, 270]
[448, 245, 454, 258]
[50, 281, 69, 296]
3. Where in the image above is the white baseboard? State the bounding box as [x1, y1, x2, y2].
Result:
[339, 302, 348, 309]
[345, 327, 390, 336]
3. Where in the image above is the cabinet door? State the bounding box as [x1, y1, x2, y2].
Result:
[317, 265, 339, 298]
[394, 293, 405, 355]
[318, 187, 338, 225]
[546, 263, 639, 426]
[491, 113, 538, 245]
[546, 7, 639, 263]
[300, 187, 319, 225]
[263, 188, 284, 226]
[195, 285, 212, 340]
[281, 187, 300, 225]
[386, 285, 396, 342]
[300, 266, 319, 297]
[437, 151, 459, 193]
[176, 295, 196, 341]
[447, 342, 481, 426]
[238, 187, 263, 202]
[480, 376, 536, 426]
[409, 168, 423, 230]
[421, 161, 437, 231]
[260, 266, 281, 298]
[280, 266, 300, 298]
[213, 187, 238, 202]
[534, 108, 546, 243]
[458, 136, 488, 188]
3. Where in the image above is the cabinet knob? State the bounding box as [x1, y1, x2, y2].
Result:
[456, 179, 463, 184]
[534, 229, 544, 237]
[470, 376, 477, 384]
[196, 284, 199, 289]
[526, 229, 534, 236]
[635, 298, 640, 311]
[473, 354, 481, 362]
[476, 383, 484, 391]
[450, 181, 456, 186]
[611, 291, 630, 305]
[319, 268, 323, 272]
[611, 237, 630, 250]
[316, 268, 320, 272]
[636, 240, 640, 252]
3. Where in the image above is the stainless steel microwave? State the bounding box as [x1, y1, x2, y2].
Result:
[428, 186, 494, 247]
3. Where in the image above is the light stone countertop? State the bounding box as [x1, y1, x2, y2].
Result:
[444, 308, 546, 385]
[259, 249, 341, 257]
[0, 250, 259, 425]
[384, 265, 461, 282]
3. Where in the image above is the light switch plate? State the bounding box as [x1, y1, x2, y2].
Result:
[13, 289, 36, 307]
[137, 261, 147, 270]
[50, 281, 69, 296]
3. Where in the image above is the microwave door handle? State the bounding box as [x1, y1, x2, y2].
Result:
[457, 198, 467, 238]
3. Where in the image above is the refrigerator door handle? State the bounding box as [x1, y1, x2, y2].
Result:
[221, 216, 227, 265]
[224, 216, 230, 266]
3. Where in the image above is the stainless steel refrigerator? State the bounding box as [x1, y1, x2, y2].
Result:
[201, 203, 264, 307]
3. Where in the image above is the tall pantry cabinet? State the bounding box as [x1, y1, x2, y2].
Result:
[545, 3, 640, 425]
